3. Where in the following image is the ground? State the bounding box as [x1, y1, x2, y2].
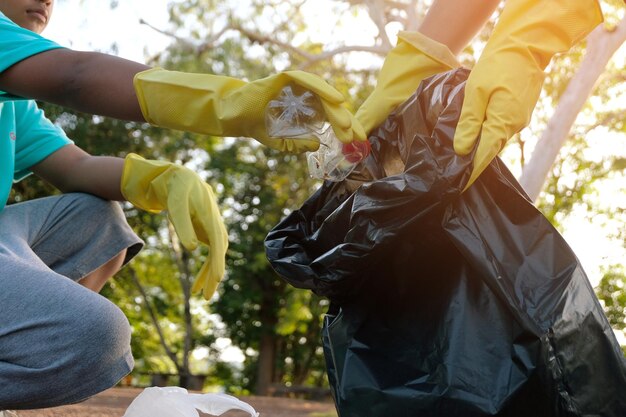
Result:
[17, 388, 338, 417]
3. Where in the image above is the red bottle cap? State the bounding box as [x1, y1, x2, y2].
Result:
[341, 140, 371, 164]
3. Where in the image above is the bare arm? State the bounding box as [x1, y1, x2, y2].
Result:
[31, 144, 125, 201]
[419, 0, 501, 55]
[0, 49, 149, 121]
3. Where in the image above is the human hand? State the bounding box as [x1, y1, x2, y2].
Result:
[249, 70, 367, 151]
[355, 31, 460, 135]
[134, 69, 365, 153]
[453, 0, 603, 189]
[120, 153, 228, 300]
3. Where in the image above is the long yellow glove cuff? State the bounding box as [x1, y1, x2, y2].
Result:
[134, 69, 365, 153]
[355, 31, 460, 135]
[121, 153, 228, 300]
[454, 0, 603, 189]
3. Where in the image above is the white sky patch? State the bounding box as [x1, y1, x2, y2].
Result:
[296, 1, 380, 71]
[45, 0, 172, 62]
[191, 341, 244, 367]
[561, 206, 626, 287]
[215, 337, 246, 364]
[298, 1, 377, 46]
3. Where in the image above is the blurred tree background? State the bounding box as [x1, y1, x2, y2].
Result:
[10, 0, 626, 397]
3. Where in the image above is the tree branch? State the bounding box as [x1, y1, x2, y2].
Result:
[583, 110, 625, 134]
[139, 18, 230, 56]
[363, 0, 392, 49]
[232, 22, 389, 69]
[166, 222, 194, 375]
[129, 266, 181, 372]
[298, 45, 390, 69]
[142, 2, 393, 70]
[230, 22, 316, 60]
[139, 18, 197, 52]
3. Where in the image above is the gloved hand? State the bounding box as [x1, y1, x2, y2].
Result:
[120, 153, 228, 300]
[134, 69, 366, 153]
[454, 0, 603, 188]
[356, 31, 460, 135]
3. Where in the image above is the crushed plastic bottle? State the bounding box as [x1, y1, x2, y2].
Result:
[266, 85, 370, 182]
[123, 386, 259, 417]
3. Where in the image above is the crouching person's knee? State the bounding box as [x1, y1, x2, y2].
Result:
[65, 299, 135, 402]
[12, 297, 135, 409]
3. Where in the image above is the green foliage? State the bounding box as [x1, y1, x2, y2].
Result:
[207, 141, 325, 391]
[12, 0, 350, 394]
[13, 0, 626, 397]
[536, 134, 610, 227]
[597, 269, 626, 332]
[596, 268, 626, 355]
[144, 0, 626, 388]
[153, 0, 372, 392]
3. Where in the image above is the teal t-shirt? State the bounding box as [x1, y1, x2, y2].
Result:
[0, 11, 72, 210]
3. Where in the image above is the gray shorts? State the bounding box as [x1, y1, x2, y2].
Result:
[0, 193, 144, 410]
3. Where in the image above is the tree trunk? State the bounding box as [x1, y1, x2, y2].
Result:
[180, 251, 194, 383]
[519, 20, 626, 201]
[254, 276, 286, 395]
[168, 223, 195, 385]
[256, 332, 277, 396]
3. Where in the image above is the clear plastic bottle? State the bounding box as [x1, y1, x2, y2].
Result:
[265, 85, 370, 182]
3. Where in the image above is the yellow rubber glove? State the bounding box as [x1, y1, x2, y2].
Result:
[120, 153, 228, 300]
[356, 31, 460, 135]
[134, 69, 366, 153]
[454, 0, 603, 189]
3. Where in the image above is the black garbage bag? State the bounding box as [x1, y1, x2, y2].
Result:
[264, 69, 626, 416]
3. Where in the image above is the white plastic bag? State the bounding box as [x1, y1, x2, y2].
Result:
[123, 386, 259, 417]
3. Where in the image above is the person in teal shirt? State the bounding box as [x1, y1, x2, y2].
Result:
[0, 6, 68, 209]
[0, 3, 145, 412]
[0, 100, 71, 209]
[0, 0, 365, 413]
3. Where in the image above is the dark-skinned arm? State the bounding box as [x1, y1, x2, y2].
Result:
[0, 49, 149, 122]
[31, 144, 125, 201]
